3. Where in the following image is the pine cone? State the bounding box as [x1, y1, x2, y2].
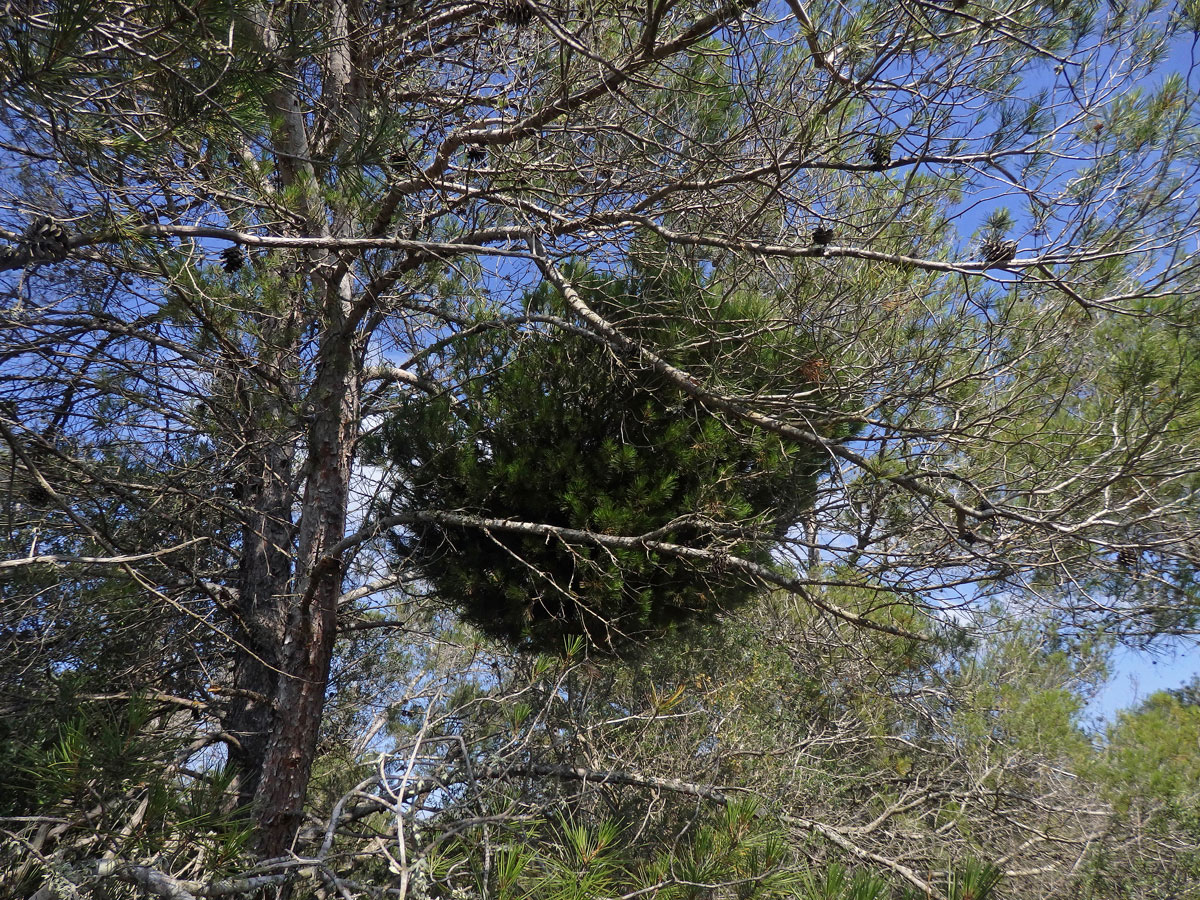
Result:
[498, 0, 534, 26]
[23, 217, 70, 262]
[221, 246, 245, 273]
[981, 238, 1017, 266]
[26, 483, 52, 507]
[868, 137, 891, 167]
[812, 225, 835, 246]
[1117, 546, 1138, 570]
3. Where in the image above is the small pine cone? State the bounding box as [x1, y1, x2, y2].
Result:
[26, 483, 52, 507]
[799, 356, 829, 383]
[812, 225, 835, 246]
[25, 217, 68, 247]
[221, 246, 245, 273]
[981, 238, 1017, 266]
[23, 217, 70, 261]
[467, 145, 487, 164]
[1117, 546, 1138, 570]
[498, 0, 534, 26]
[868, 137, 891, 167]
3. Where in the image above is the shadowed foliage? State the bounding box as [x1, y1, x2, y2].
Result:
[373, 264, 845, 652]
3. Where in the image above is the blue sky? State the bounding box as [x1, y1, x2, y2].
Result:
[1088, 639, 1199, 722]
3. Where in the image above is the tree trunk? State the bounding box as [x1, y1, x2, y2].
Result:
[234, 4, 362, 854]
[224, 439, 294, 810]
[252, 322, 360, 858]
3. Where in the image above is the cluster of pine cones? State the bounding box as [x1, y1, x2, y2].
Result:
[0, 217, 70, 267]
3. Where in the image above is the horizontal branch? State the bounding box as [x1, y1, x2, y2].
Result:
[0, 540, 205, 571]
[356, 509, 923, 641]
[1, 221, 1106, 283]
[782, 813, 942, 899]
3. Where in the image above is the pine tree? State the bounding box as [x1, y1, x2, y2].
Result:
[1, 0, 1199, 893]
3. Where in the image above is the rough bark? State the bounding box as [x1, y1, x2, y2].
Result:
[250, 282, 362, 856]
[224, 438, 294, 809]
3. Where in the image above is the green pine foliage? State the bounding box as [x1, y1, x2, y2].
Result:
[373, 262, 845, 654]
[1081, 688, 1200, 897]
[428, 801, 809, 900]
